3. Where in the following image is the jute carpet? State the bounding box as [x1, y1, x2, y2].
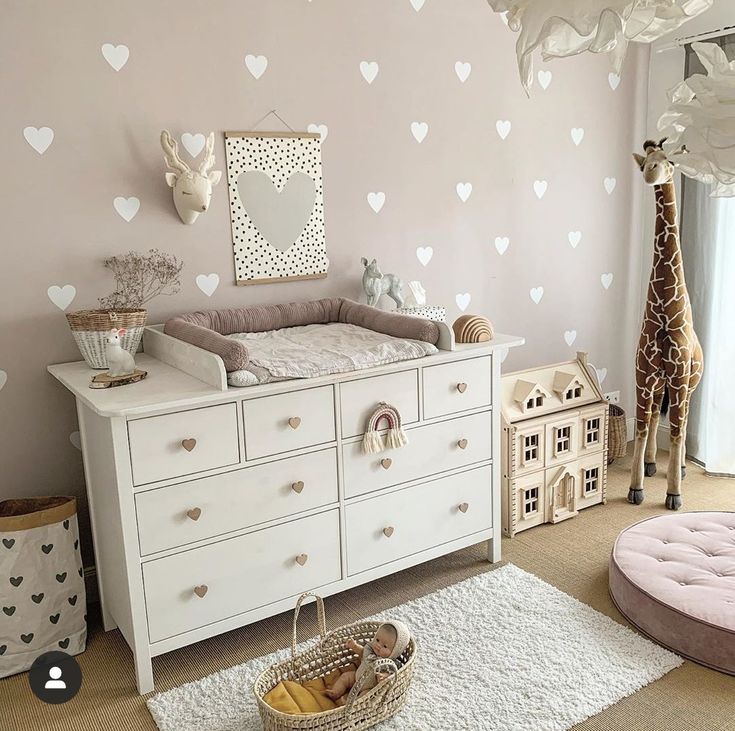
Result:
[1, 450, 734, 731]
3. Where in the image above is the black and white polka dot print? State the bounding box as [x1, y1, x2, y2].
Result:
[225, 134, 328, 283]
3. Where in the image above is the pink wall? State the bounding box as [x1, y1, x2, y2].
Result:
[0, 0, 649, 559]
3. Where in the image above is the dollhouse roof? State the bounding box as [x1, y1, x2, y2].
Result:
[501, 352, 605, 424]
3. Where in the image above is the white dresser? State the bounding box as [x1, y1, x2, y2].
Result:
[48, 326, 523, 693]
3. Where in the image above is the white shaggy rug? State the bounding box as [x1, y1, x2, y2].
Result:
[147, 564, 682, 731]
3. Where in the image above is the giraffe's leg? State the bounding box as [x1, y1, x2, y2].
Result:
[628, 388, 656, 505]
[665, 384, 689, 510]
[644, 385, 665, 477]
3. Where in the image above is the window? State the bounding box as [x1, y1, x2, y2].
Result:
[574, 386, 582, 398]
[555, 426, 571, 454]
[566, 388, 573, 400]
[523, 487, 539, 516]
[535, 395, 543, 407]
[523, 433, 539, 462]
[586, 417, 601, 445]
[584, 467, 599, 495]
[526, 398, 534, 409]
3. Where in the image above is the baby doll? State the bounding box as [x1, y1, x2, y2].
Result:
[324, 620, 410, 706]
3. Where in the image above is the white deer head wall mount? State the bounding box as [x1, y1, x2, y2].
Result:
[160, 130, 222, 225]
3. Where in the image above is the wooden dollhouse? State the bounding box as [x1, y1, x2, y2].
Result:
[501, 352, 609, 537]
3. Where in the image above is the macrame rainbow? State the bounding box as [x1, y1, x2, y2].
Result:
[362, 402, 409, 455]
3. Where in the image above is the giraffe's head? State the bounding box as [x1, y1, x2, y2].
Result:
[633, 138, 675, 186]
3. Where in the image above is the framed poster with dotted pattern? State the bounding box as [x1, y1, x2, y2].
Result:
[224, 131, 329, 285]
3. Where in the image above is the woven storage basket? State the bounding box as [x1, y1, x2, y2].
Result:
[254, 593, 416, 731]
[608, 403, 627, 463]
[66, 309, 147, 369]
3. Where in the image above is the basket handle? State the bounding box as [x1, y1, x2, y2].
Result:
[290, 592, 328, 663]
[343, 657, 398, 715]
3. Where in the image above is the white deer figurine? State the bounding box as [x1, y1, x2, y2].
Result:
[160, 130, 222, 224]
[361, 257, 405, 308]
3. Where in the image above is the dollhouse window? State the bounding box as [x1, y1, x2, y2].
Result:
[586, 418, 601, 445]
[523, 487, 539, 516]
[584, 467, 599, 495]
[574, 386, 582, 398]
[523, 434, 539, 462]
[555, 426, 571, 455]
[566, 388, 574, 400]
[535, 395, 543, 407]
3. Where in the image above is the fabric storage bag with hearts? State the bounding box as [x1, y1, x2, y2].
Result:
[0, 497, 86, 678]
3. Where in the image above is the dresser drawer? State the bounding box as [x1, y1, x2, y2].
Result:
[128, 403, 240, 486]
[345, 466, 492, 576]
[143, 509, 341, 643]
[343, 411, 492, 498]
[242, 386, 336, 460]
[135, 448, 339, 555]
[339, 370, 419, 438]
[423, 356, 492, 419]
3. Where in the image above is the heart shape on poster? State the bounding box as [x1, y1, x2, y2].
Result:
[530, 286, 544, 304]
[245, 54, 268, 79]
[411, 121, 428, 143]
[367, 191, 385, 213]
[360, 61, 379, 84]
[195, 273, 220, 297]
[238, 170, 316, 251]
[181, 132, 205, 157]
[113, 196, 140, 222]
[564, 330, 577, 346]
[23, 126, 54, 154]
[455, 61, 471, 82]
[101, 43, 129, 71]
[494, 236, 509, 255]
[455, 293, 471, 312]
[416, 246, 433, 266]
[47, 285, 76, 311]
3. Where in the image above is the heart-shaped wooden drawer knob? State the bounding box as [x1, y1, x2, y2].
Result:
[181, 438, 197, 452]
[186, 507, 202, 521]
[458, 502, 469, 514]
[295, 553, 308, 566]
[291, 481, 305, 494]
[288, 417, 302, 430]
[457, 439, 468, 450]
[456, 383, 468, 394]
[383, 526, 395, 538]
[381, 458, 393, 470]
[193, 585, 208, 598]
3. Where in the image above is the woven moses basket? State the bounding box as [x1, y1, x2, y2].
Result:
[66, 309, 147, 369]
[254, 593, 416, 731]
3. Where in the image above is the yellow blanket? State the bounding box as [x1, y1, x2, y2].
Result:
[263, 666, 351, 715]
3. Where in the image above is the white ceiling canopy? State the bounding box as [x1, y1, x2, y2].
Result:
[488, 0, 714, 92]
[660, 42, 735, 196]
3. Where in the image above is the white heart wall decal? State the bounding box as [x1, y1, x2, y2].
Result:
[238, 171, 316, 251]
[0, 370, 6, 391]
[455, 61, 471, 83]
[181, 133, 205, 157]
[455, 293, 471, 312]
[23, 126, 54, 154]
[410, 0, 425, 10]
[608, 73, 621, 90]
[101, 43, 129, 71]
[411, 122, 428, 143]
[571, 128, 585, 146]
[496, 120, 511, 140]
[307, 123, 328, 142]
[360, 61, 379, 84]
[568, 231, 582, 248]
[113, 196, 140, 222]
[416, 246, 433, 266]
[245, 54, 268, 79]
[47, 285, 76, 311]
[196, 273, 220, 297]
[530, 286, 544, 304]
[456, 182, 473, 203]
[604, 177, 617, 194]
[564, 330, 577, 346]
[601, 272, 614, 290]
[596, 367, 608, 385]
[533, 180, 548, 199]
[537, 70, 552, 90]
[70, 431, 82, 451]
[494, 236, 509, 255]
[367, 192, 385, 213]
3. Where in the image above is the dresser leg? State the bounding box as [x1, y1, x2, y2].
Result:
[134, 650, 155, 695]
[487, 538, 501, 564]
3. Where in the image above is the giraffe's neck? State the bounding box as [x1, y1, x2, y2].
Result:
[649, 181, 686, 301]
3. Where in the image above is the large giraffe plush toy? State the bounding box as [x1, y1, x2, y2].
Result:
[628, 138, 703, 510]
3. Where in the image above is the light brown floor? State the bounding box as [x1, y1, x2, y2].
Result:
[2, 451, 734, 731]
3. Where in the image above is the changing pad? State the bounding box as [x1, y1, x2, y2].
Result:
[226, 322, 437, 387]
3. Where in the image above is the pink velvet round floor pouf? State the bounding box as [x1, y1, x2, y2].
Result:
[610, 512, 735, 675]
